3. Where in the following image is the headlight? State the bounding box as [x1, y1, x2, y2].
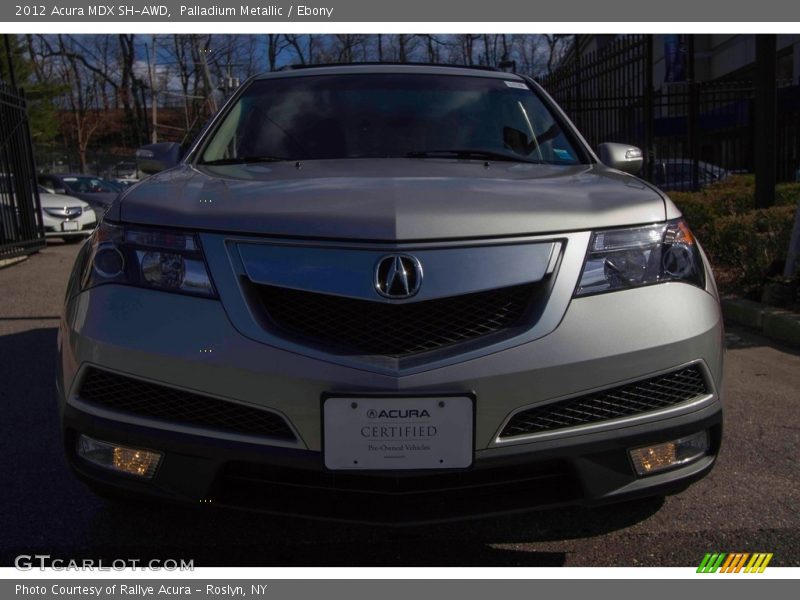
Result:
[575, 219, 705, 297]
[81, 221, 216, 297]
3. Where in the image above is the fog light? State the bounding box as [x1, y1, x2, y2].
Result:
[629, 431, 709, 477]
[76, 435, 162, 478]
[92, 245, 125, 278]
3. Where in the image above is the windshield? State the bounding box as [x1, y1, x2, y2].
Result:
[199, 73, 584, 165]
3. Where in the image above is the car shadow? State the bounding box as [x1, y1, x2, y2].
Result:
[724, 324, 800, 356]
[1, 326, 661, 567]
[53, 490, 662, 567]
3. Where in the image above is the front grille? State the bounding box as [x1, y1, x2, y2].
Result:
[44, 207, 82, 218]
[213, 459, 579, 522]
[254, 283, 536, 357]
[78, 368, 295, 441]
[500, 365, 709, 438]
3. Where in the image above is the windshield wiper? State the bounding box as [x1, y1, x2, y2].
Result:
[405, 149, 541, 163]
[199, 155, 291, 166]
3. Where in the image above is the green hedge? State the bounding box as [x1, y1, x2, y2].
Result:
[670, 176, 799, 291]
[707, 206, 796, 287]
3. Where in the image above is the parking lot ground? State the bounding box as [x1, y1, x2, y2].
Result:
[1, 242, 798, 567]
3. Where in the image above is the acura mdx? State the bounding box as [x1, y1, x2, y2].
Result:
[58, 64, 723, 523]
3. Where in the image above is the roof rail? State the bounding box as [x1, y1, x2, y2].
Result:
[277, 61, 505, 73]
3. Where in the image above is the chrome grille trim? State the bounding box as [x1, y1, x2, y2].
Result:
[495, 362, 714, 444]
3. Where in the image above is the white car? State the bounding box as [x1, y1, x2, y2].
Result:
[39, 186, 97, 243]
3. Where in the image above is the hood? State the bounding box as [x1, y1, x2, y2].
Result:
[38, 192, 89, 209]
[116, 159, 666, 241]
[74, 192, 118, 207]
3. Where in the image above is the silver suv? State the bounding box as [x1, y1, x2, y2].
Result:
[59, 65, 723, 523]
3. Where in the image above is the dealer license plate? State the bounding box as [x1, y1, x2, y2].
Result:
[61, 221, 79, 231]
[323, 396, 473, 470]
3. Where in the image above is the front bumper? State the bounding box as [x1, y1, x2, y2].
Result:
[58, 278, 724, 523]
[42, 211, 96, 237]
[64, 401, 721, 524]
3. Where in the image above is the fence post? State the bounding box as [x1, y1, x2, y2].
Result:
[20, 88, 44, 239]
[0, 78, 45, 258]
[755, 34, 777, 209]
[3, 35, 17, 88]
[785, 204, 800, 277]
[687, 35, 699, 191]
[643, 36, 654, 181]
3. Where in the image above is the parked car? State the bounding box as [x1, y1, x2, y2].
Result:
[653, 158, 729, 191]
[106, 161, 142, 189]
[110, 178, 139, 190]
[59, 65, 723, 523]
[1, 177, 95, 245]
[109, 161, 140, 180]
[38, 173, 120, 215]
[38, 185, 97, 243]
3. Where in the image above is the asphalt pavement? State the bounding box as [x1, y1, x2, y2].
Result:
[1, 241, 798, 567]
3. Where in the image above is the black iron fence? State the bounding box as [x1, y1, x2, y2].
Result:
[539, 35, 800, 191]
[540, 36, 652, 169]
[0, 79, 44, 259]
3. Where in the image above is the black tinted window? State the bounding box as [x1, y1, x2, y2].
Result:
[201, 74, 582, 164]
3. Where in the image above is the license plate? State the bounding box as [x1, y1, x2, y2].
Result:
[61, 221, 79, 231]
[323, 396, 473, 470]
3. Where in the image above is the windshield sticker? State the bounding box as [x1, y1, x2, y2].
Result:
[504, 81, 528, 90]
[553, 148, 573, 160]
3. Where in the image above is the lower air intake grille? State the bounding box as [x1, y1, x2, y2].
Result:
[500, 365, 709, 438]
[78, 368, 295, 441]
[254, 283, 536, 357]
[213, 459, 579, 522]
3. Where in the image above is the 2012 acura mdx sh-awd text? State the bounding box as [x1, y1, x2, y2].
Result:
[58, 64, 723, 523]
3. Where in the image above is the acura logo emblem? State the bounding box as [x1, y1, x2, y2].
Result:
[375, 254, 423, 299]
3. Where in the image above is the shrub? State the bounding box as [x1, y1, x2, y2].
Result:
[668, 176, 798, 294]
[776, 182, 800, 207]
[670, 193, 717, 236]
[704, 205, 796, 290]
[670, 176, 755, 235]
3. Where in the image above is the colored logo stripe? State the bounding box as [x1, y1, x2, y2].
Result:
[697, 553, 726, 573]
[745, 553, 773, 573]
[697, 552, 773, 573]
[720, 553, 749, 573]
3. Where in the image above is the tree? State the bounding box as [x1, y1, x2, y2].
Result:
[47, 34, 110, 172]
[543, 35, 574, 75]
[266, 34, 290, 71]
[1, 34, 61, 147]
[117, 34, 149, 148]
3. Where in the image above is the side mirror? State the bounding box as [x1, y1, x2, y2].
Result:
[136, 142, 182, 175]
[598, 143, 643, 175]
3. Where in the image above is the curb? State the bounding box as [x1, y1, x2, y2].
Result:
[722, 297, 800, 348]
[0, 255, 28, 270]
